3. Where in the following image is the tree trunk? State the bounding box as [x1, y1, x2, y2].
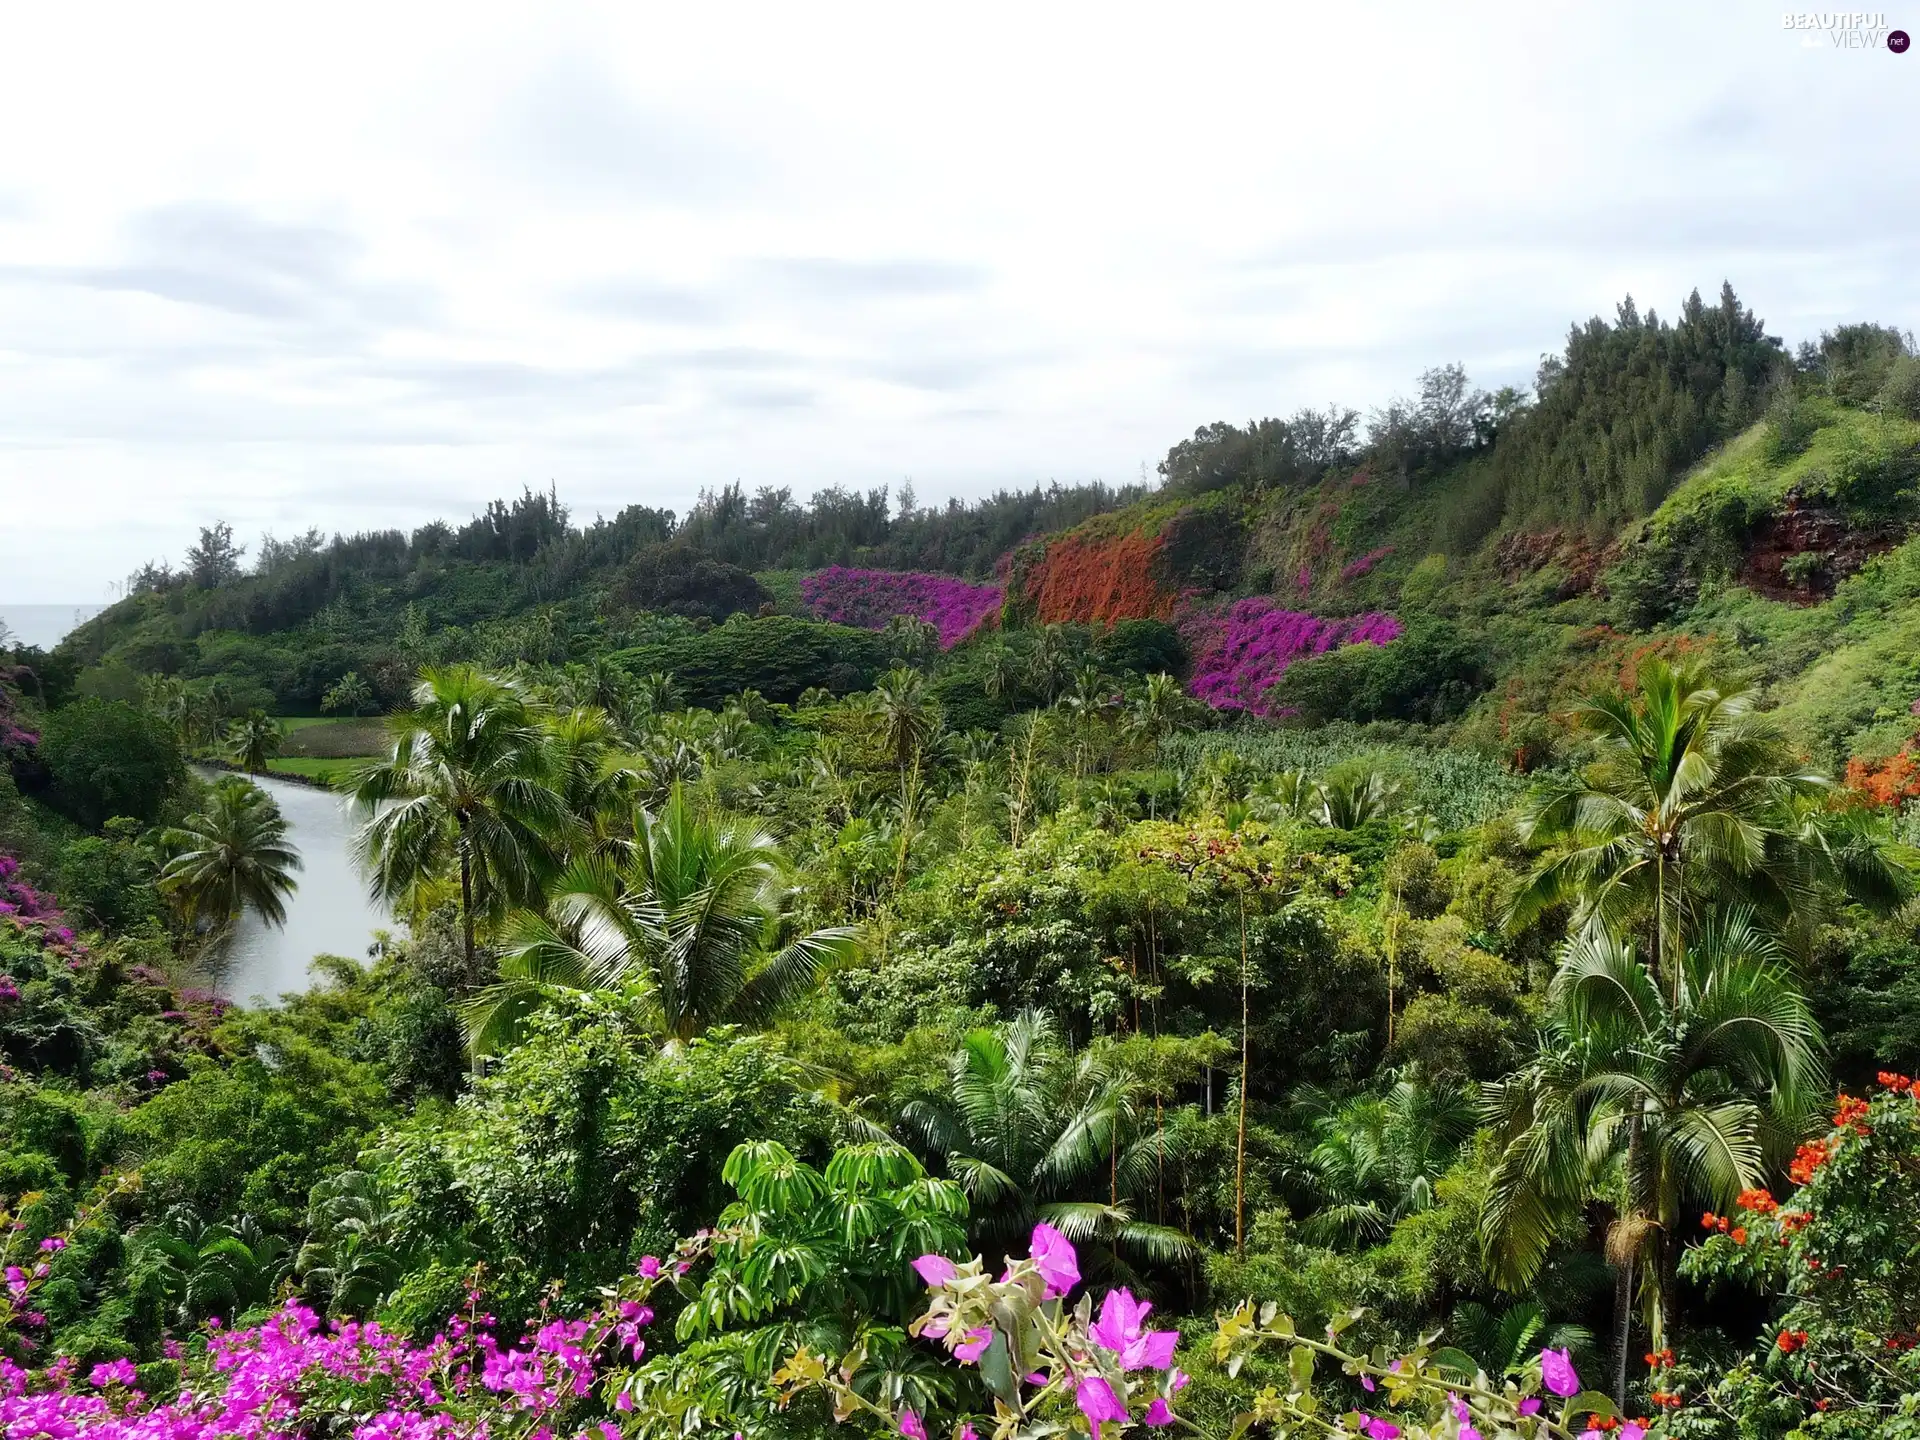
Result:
[458, 836, 476, 975]
[1235, 895, 1251, 1260]
[1612, 1249, 1635, 1408]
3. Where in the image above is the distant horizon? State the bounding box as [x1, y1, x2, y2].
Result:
[1, 4, 1912, 605]
[0, 602, 107, 651]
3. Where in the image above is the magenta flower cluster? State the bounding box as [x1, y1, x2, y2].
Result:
[0, 671, 37, 754]
[1339, 546, 1394, 582]
[0, 1285, 658, 1440]
[800, 567, 1002, 648]
[0, 855, 63, 928]
[910, 1223, 1188, 1435]
[1180, 599, 1403, 715]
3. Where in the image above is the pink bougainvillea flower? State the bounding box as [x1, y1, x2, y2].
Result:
[1541, 1347, 1580, 1397]
[1144, 1398, 1175, 1427]
[637, 1255, 661, 1278]
[900, 1409, 929, 1440]
[1075, 1376, 1129, 1426]
[1519, 1397, 1542, 1415]
[800, 567, 1003, 649]
[1620, 1425, 1646, 1440]
[912, 1254, 958, 1287]
[959, 1426, 978, 1440]
[1029, 1223, 1080, 1297]
[1361, 1372, 1376, 1391]
[1361, 1417, 1400, 1440]
[1089, 1288, 1178, 1370]
[954, 1327, 993, 1363]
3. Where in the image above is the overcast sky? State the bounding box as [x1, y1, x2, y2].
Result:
[0, 2, 1914, 602]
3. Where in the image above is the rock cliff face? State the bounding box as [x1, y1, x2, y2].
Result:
[1494, 529, 1619, 599]
[1736, 490, 1901, 602]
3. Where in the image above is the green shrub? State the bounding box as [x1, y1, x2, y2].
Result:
[37, 699, 186, 828]
[611, 615, 887, 706]
[1268, 619, 1490, 726]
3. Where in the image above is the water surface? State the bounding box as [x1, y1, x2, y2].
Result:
[191, 769, 392, 1003]
[0, 604, 105, 651]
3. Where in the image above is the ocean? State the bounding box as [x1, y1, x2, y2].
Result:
[0, 604, 107, 651]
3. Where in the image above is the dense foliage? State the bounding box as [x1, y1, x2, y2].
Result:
[2, 284, 1919, 1440]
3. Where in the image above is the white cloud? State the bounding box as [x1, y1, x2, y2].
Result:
[0, 0, 1913, 600]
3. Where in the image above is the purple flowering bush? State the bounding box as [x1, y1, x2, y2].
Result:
[0, 1202, 689, 1440]
[1179, 599, 1403, 716]
[0, 1203, 1633, 1440]
[800, 568, 1003, 649]
[0, 670, 38, 755]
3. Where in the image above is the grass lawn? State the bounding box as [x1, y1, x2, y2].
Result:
[267, 756, 363, 785]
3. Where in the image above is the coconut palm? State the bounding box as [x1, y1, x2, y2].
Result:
[1508, 658, 1907, 988]
[350, 666, 567, 970]
[1127, 672, 1192, 750]
[899, 1009, 1193, 1288]
[294, 1170, 411, 1319]
[1059, 665, 1117, 779]
[225, 710, 282, 776]
[1443, 1300, 1594, 1382]
[159, 776, 302, 931]
[465, 785, 860, 1054]
[979, 638, 1025, 703]
[1481, 908, 1824, 1367]
[321, 671, 376, 717]
[1025, 625, 1076, 704]
[544, 705, 641, 863]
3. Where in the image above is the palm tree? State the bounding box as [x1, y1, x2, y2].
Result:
[1025, 625, 1075, 704]
[1059, 665, 1116, 779]
[979, 638, 1025, 703]
[465, 786, 860, 1054]
[1443, 1300, 1593, 1382]
[544, 706, 641, 863]
[1312, 765, 1404, 829]
[1481, 908, 1824, 1373]
[1295, 1072, 1476, 1246]
[159, 776, 302, 931]
[321, 671, 376, 717]
[350, 666, 567, 971]
[294, 1170, 410, 1319]
[869, 667, 942, 887]
[899, 1010, 1193, 1288]
[1127, 673, 1190, 751]
[225, 710, 282, 776]
[1508, 658, 1905, 991]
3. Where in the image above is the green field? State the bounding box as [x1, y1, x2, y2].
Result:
[266, 756, 362, 784]
[276, 716, 386, 759]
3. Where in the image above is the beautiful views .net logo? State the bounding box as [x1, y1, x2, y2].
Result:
[1782, 11, 1910, 48]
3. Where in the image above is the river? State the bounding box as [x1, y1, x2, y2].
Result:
[191, 769, 393, 1003]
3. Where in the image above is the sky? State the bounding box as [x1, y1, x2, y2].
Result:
[0, 2, 1914, 603]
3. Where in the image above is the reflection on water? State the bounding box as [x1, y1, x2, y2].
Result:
[190, 769, 392, 1004]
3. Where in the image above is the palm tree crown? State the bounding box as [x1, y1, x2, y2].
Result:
[899, 1010, 1192, 1288]
[1481, 908, 1824, 1348]
[1508, 659, 1905, 983]
[159, 776, 302, 930]
[350, 666, 567, 967]
[467, 785, 859, 1053]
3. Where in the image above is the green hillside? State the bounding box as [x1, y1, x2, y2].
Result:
[3, 288, 1920, 1437]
